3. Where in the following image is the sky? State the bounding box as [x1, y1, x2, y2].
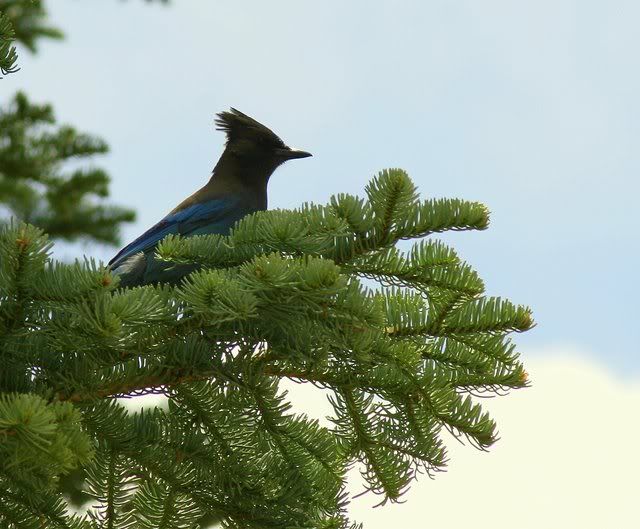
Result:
[2, 1, 639, 527]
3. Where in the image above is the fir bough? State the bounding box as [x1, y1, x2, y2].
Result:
[0, 0, 169, 77]
[0, 92, 136, 245]
[0, 0, 63, 53]
[0, 10, 18, 76]
[0, 170, 533, 528]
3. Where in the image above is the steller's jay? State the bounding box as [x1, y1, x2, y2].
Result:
[109, 108, 311, 287]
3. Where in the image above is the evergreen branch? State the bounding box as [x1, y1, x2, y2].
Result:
[82, 402, 330, 528]
[397, 197, 490, 238]
[442, 297, 534, 335]
[0, 492, 35, 529]
[132, 481, 201, 529]
[0, 93, 135, 245]
[158, 170, 488, 271]
[0, 478, 90, 529]
[3, 225, 29, 332]
[446, 334, 520, 364]
[54, 361, 342, 404]
[338, 389, 412, 503]
[365, 168, 419, 246]
[383, 294, 533, 338]
[0, 10, 19, 76]
[170, 383, 255, 488]
[419, 335, 527, 392]
[402, 397, 448, 473]
[0, 1, 63, 53]
[453, 362, 529, 392]
[55, 367, 214, 403]
[346, 241, 484, 296]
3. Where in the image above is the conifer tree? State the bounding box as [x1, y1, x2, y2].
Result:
[0, 1, 136, 245]
[0, 92, 136, 245]
[0, 169, 533, 528]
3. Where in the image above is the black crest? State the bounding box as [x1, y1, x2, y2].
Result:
[215, 108, 286, 148]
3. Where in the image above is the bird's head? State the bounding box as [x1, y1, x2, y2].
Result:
[215, 108, 311, 182]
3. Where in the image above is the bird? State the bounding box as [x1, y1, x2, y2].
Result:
[108, 108, 312, 287]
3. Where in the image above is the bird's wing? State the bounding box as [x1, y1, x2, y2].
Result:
[108, 196, 244, 270]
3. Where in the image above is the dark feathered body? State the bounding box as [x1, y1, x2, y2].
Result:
[109, 109, 311, 287]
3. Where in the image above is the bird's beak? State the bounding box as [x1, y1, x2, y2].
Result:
[277, 147, 312, 160]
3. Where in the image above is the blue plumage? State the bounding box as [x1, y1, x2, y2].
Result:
[109, 108, 311, 287]
[109, 197, 244, 270]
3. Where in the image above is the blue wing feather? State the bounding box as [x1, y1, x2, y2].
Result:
[109, 197, 245, 269]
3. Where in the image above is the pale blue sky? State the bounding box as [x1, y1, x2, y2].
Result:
[4, 0, 639, 374]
